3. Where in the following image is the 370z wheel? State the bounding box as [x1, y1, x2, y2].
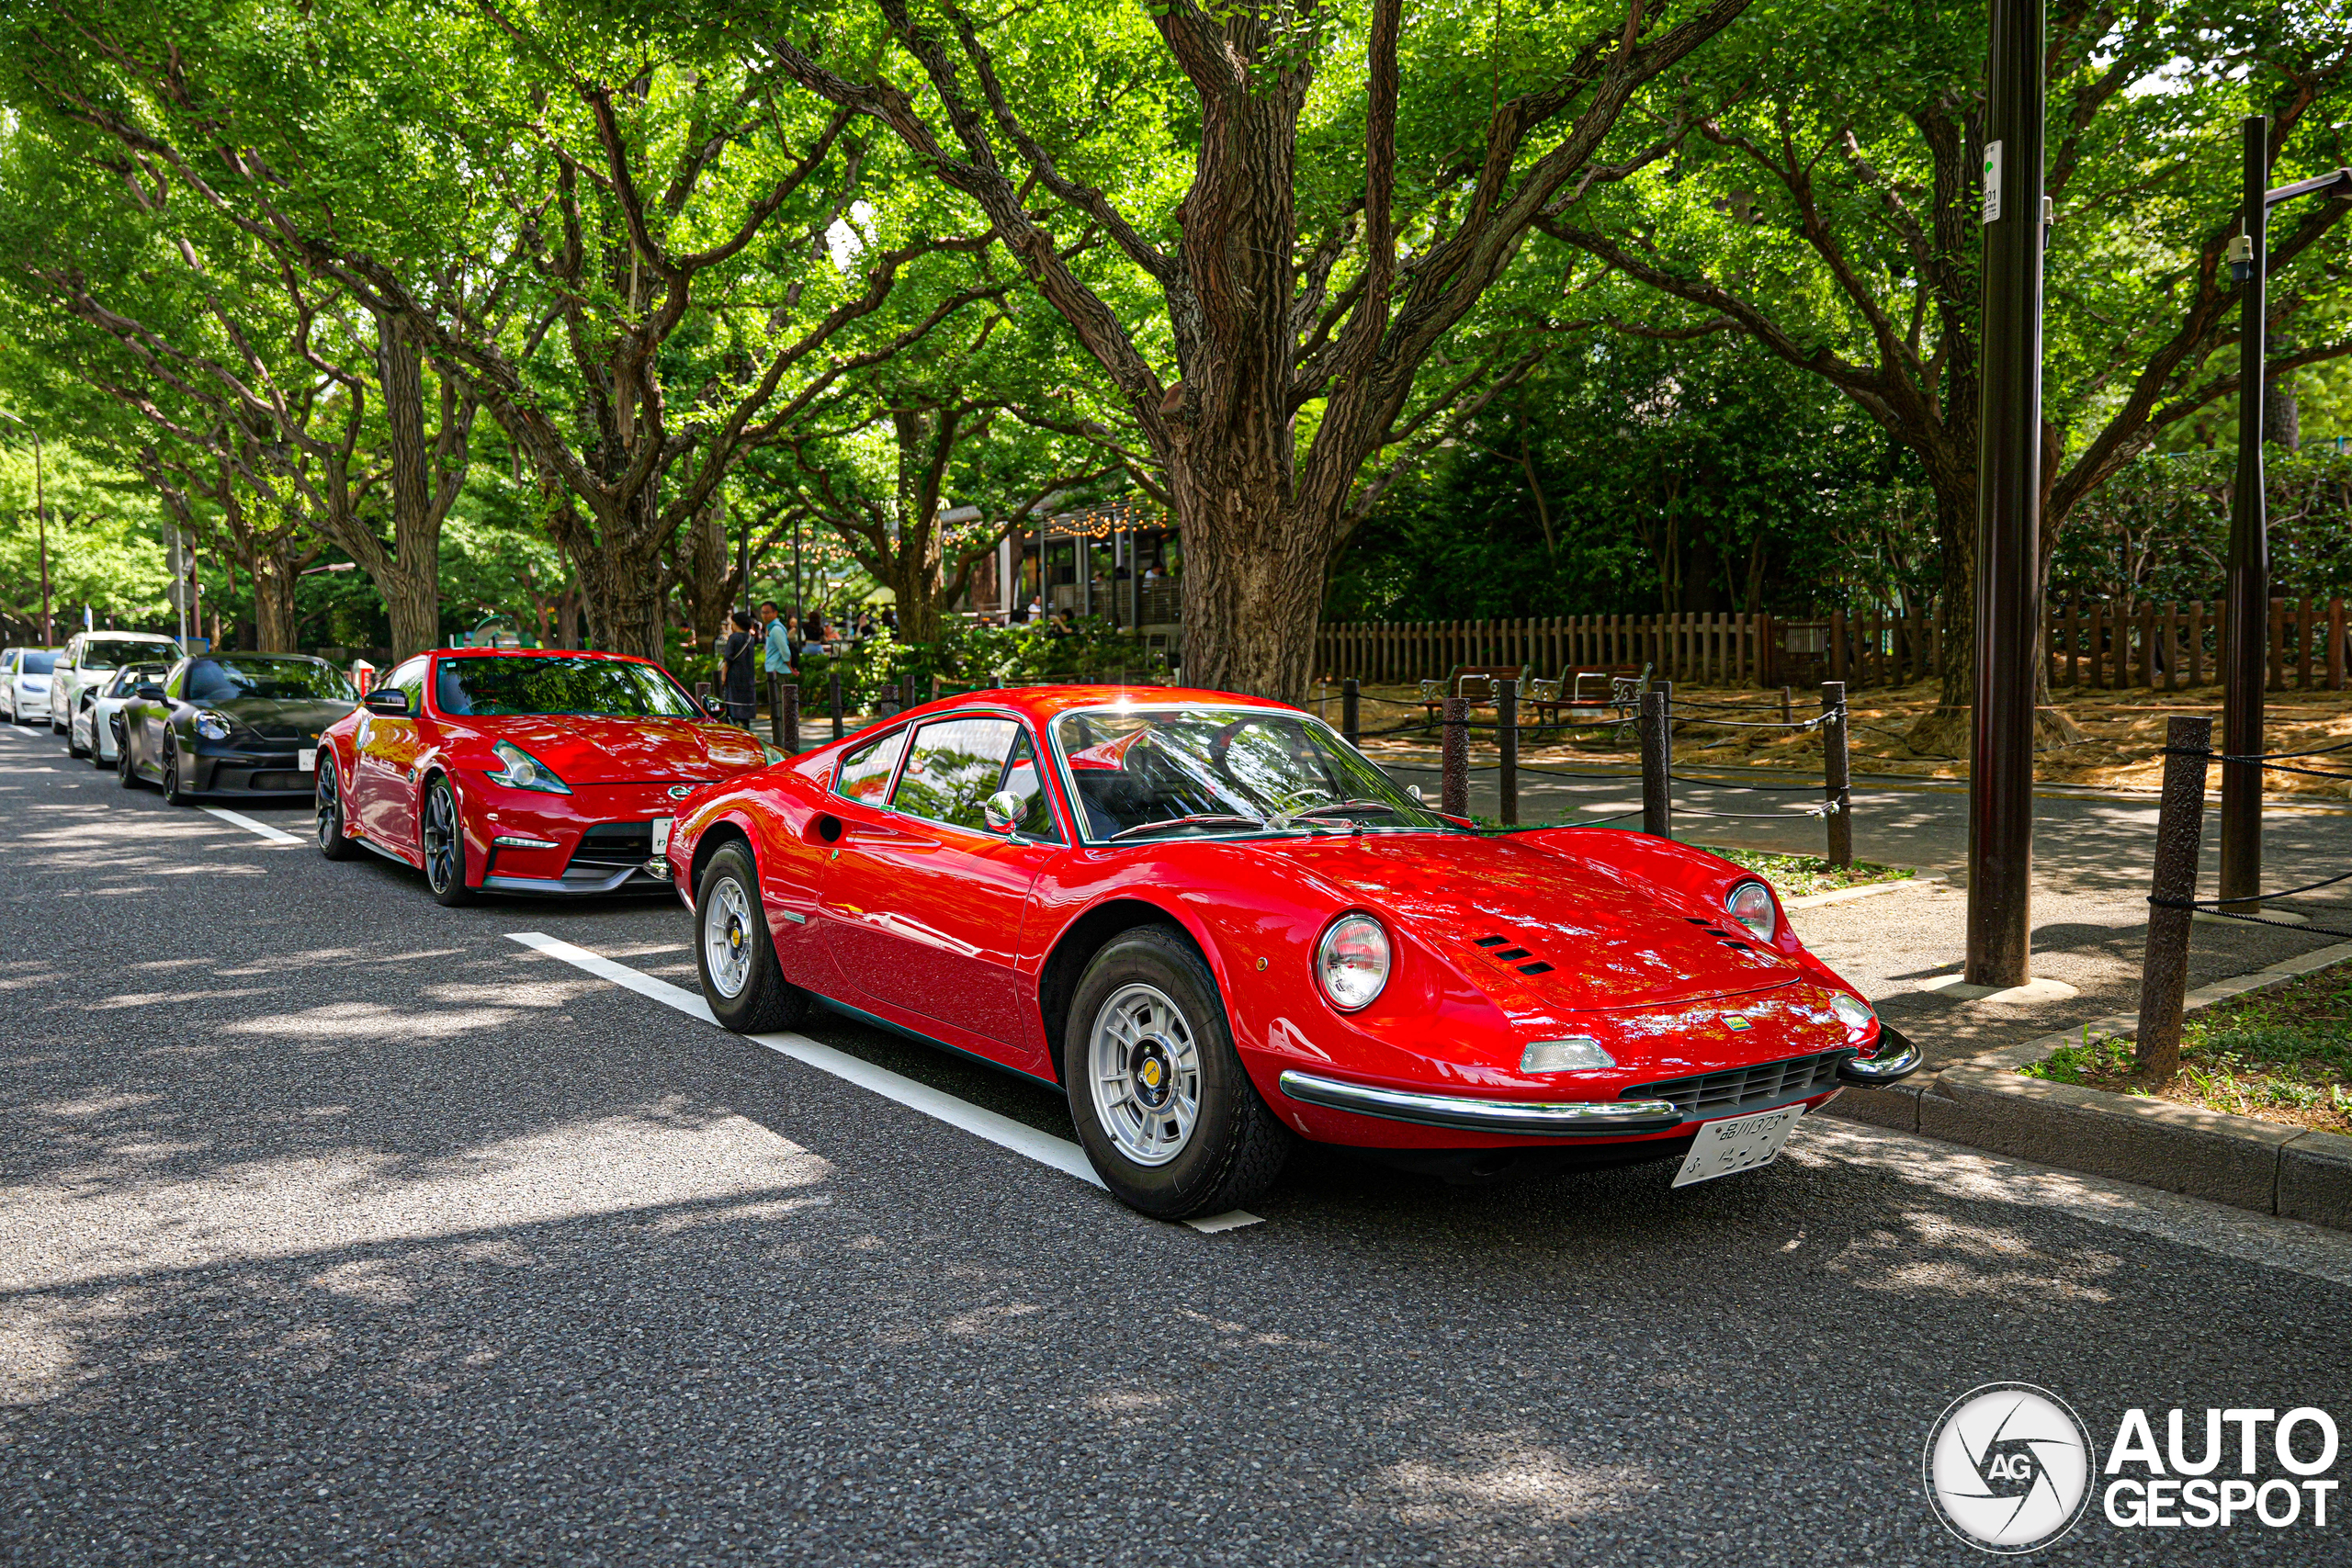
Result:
[1063, 926, 1292, 1220]
[694, 841, 806, 1032]
[161, 739, 191, 805]
[315, 759, 359, 861]
[421, 775, 475, 906]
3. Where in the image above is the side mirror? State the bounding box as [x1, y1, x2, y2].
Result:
[701, 694, 727, 718]
[982, 790, 1025, 837]
[135, 682, 165, 700]
[1407, 784, 1424, 804]
[364, 688, 411, 716]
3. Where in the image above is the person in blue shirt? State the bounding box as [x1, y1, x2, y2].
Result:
[760, 600, 795, 747]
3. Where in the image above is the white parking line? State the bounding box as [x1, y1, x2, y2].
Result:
[202, 807, 305, 844]
[506, 931, 1262, 1235]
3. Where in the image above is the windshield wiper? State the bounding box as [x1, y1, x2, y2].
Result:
[1275, 799, 1399, 829]
[1108, 812, 1267, 841]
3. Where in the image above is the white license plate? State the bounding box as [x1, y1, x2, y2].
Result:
[298, 748, 317, 772]
[1672, 1103, 1804, 1188]
[651, 817, 673, 856]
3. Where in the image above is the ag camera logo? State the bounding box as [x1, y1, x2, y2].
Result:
[1924, 1383, 2096, 1553]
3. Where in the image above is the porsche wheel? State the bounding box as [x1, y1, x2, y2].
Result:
[315, 759, 359, 861]
[421, 775, 475, 906]
[1064, 926, 1291, 1221]
[694, 841, 806, 1032]
[118, 733, 141, 789]
[161, 739, 191, 805]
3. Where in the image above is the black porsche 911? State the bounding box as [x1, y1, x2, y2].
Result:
[117, 653, 358, 805]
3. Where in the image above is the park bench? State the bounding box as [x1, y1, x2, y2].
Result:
[1416, 664, 1529, 725]
[1524, 661, 1654, 740]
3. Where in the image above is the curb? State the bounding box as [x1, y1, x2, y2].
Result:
[1784, 873, 1943, 909]
[1825, 941, 2352, 1230]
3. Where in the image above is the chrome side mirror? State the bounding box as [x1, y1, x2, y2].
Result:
[1407, 784, 1424, 804]
[982, 790, 1024, 837]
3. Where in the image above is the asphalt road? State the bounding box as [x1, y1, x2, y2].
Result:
[6, 717, 2351, 1566]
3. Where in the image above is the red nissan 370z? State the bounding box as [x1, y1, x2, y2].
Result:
[315, 648, 778, 905]
[662, 685, 1920, 1221]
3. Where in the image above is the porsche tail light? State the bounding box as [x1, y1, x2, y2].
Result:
[1316, 913, 1391, 1011]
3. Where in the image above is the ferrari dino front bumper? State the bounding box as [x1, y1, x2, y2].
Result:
[1836, 1021, 1924, 1084]
[1275, 1071, 1683, 1137]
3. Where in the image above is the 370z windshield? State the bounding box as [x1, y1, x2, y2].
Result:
[1051, 706, 1452, 844]
[435, 656, 698, 718]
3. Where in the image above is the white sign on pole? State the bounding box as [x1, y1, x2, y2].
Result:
[1982, 140, 2003, 224]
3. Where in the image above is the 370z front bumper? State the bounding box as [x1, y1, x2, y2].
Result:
[1275, 1071, 1684, 1137]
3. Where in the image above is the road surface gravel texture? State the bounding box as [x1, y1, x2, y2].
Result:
[3, 721, 2348, 1566]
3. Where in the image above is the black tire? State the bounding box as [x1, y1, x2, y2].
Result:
[1061, 926, 1292, 1221]
[162, 737, 192, 806]
[420, 775, 476, 906]
[315, 755, 359, 860]
[118, 730, 141, 789]
[694, 840, 807, 1032]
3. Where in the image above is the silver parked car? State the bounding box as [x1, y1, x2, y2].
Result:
[50, 630, 184, 754]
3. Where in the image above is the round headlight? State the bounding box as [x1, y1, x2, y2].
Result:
[1316, 913, 1391, 1012]
[1725, 880, 1777, 941]
[194, 710, 232, 741]
[1829, 992, 1874, 1032]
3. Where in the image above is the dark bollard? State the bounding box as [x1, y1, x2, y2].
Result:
[1342, 677, 1361, 747]
[1640, 690, 1672, 837]
[1781, 685, 1792, 726]
[1497, 678, 1519, 827]
[782, 682, 800, 754]
[2136, 716, 2214, 1077]
[1441, 696, 1470, 818]
[1821, 682, 1853, 867]
[829, 671, 844, 740]
[695, 680, 712, 705]
[899, 674, 915, 713]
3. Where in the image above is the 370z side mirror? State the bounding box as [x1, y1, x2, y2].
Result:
[982, 790, 1025, 838]
[364, 688, 411, 716]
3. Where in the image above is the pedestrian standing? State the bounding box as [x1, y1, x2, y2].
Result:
[720, 609, 757, 728]
[760, 600, 794, 748]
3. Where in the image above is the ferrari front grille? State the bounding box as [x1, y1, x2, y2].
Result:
[1621, 1048, 1851, 1120]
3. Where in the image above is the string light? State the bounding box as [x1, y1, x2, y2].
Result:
[1035, 499, 1173, 540]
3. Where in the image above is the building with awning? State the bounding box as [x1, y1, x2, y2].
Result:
[954, 498, 1181, 647]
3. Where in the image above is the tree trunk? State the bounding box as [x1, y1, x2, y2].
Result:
[672, 502, 740, 667]
[2265, 375, 2300, 451]
[376, 314, 445, 660]
[888, 543, 945, 648]
[248, 548, 300, 652]
[572, 539, 666, 660]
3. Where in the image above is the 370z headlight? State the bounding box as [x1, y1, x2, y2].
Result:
[487, 740, 572, 795]
[1316, 912, 1391, 1012]
[1725, 879, 1777, 941]
[193, 710, 233, 741]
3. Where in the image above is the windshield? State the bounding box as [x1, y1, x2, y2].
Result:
[20, 650, 58, 675]
[107, 665, 166, 696]
[81, 639, 175, 671]
[1051, 705, 1453, 843]
[185, 658, 357, 704]
[435, 655, 698, 718]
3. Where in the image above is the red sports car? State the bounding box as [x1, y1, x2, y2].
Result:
[316, 648, 778, 904]
[664, 685, 1918, 1219]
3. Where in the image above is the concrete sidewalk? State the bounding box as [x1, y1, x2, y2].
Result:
[1377, 752, 2352, 1069]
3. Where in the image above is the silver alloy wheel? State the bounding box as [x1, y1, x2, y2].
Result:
[1088, 982, 1203, 1168]
[316, 764, 340, 849]
[702, 874, 757, 999]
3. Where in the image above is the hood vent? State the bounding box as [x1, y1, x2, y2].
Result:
[1473, 933, 1556, 977]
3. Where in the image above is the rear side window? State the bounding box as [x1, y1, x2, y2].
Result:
[835, 728, 909, 806]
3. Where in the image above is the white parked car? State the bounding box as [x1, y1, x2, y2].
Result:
[76, 662, 168, 767]
[2, 647, 62, 725]
[51, 630, 183, 754]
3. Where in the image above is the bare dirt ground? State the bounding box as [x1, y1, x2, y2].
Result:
[1331, 679, 2352, 800]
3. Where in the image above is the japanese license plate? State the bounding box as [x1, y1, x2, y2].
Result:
[1672, 1103, 1804, 1188]
[651, 817, 673, 856]
[298, 748, 317, 772]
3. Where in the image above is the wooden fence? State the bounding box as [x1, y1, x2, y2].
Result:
[1315, 598, 2352, 694]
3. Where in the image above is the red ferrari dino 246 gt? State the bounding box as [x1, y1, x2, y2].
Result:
[665, 685, 1918, 1218]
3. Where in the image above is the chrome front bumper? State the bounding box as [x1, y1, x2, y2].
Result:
[1837, 1023, 1924, 1085]
[1276, 1070, 1684, 1138]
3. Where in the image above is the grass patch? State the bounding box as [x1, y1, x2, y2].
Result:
[2021, 962, 2352, 1134]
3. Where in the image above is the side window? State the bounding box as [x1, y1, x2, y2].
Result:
[387, 658, 427, 714]
[835, 728, 909, 806]
[998, 730, 1062, 842]
[894, 716, 1019, 832]
[62, 636, 82, 669]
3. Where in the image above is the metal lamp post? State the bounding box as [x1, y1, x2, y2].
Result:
[1964, 0, 2046, 988]
[2216, 118, 2352, 913]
